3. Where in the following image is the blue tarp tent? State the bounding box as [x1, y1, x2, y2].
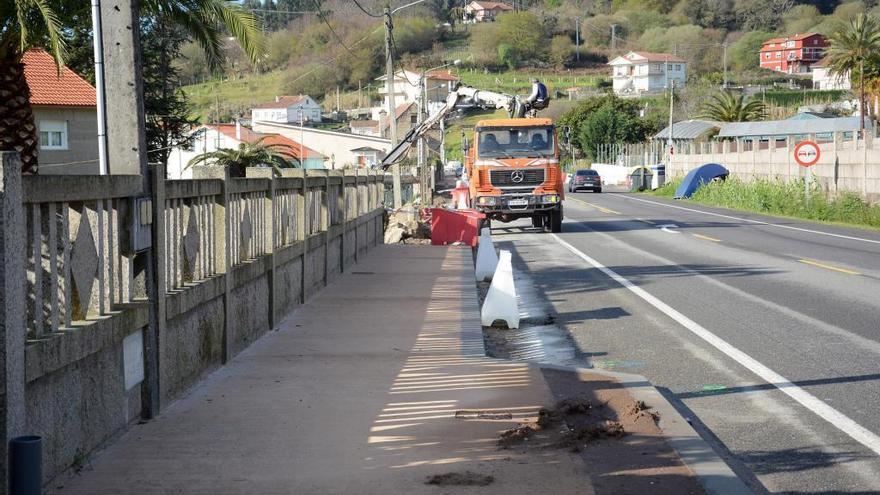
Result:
[674, 163, 728, 199]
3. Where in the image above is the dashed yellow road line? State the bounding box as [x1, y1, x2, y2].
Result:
[567, 197, 620, 214]
[798, 259, 861, 276]
[692, 233, 722, 242]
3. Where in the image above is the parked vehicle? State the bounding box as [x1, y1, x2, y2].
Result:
[569, 169, 602, 193]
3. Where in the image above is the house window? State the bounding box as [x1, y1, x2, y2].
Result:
[410, 114, 417, 124]
[675, 64, 682, 71]
[765, 53, 771, 59]
[39, 120, 67, 150]
[776, 52, 781, 59]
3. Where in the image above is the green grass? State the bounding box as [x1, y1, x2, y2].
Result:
[457, 69, 609, 95]
[762, 89, 848, 107]
[443, 108, 508, 162]
[652, 177, 880, 229]
[182, 71, 286, 122]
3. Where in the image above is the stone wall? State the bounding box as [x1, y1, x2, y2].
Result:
[0, 155, 386, 489]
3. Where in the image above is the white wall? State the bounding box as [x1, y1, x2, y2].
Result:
[254, 121, 392, 169]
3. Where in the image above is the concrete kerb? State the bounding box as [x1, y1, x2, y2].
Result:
[535, 363, 754, 495]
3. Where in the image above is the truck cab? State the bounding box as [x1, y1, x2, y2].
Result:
[465, 118, 564, 232]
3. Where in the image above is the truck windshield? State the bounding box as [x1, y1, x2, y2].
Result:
[477, 126, 554, 159]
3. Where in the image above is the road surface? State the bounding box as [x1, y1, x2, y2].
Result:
[489, 188, 880, 494]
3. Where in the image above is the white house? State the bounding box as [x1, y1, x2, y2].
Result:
[251, 95, 322, 124]
[376, 70, 459, 113]
[812, 57, 851, 90]
[166, 122, 326, 179]
[253, 121, 392, 169]
[463, 1, 513, 22]
[608, 51, 686, 95]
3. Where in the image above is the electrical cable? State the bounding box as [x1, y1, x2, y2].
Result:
[352, 0, 383, 18]
[314, 0, 353, 53]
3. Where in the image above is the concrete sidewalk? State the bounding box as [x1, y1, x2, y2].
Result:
[54, 245, 592, 494]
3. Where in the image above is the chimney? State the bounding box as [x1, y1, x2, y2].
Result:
[275, 95, 281, 103]
[378, 110, 388, 139]
[235, 119, 242, 141]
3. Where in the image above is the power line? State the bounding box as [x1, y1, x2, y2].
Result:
[352, 0, 382, 18]
[313, 0, 353, 54]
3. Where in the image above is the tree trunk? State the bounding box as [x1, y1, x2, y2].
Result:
[0, 60, 39, 173]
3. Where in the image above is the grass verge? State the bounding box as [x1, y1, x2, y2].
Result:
[651, 177, 880, 229]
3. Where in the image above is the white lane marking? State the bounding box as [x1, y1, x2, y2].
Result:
[551, 233, 880, 457]
[620, 195, 880, 245]
[657, 224, 681, 234]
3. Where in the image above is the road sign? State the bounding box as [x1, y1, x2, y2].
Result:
[794, 140, 821, 167]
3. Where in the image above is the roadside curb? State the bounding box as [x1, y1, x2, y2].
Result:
[535, 363, 754, 495]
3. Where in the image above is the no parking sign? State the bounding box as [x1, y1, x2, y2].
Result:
[794, 140, 821, 167]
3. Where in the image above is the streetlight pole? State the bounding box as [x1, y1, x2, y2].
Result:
[575, 17, 580, 63]
[722, 42, 729, 89]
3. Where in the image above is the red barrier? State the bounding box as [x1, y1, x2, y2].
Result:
[430, 208, 485, 247]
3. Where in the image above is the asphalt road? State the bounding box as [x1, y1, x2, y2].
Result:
[489, 187, 880, 494]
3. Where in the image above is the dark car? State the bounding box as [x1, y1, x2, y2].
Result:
[569, 169, 602, 193]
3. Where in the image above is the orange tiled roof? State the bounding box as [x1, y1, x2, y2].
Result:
[426, 70, 459, 81]
[23, 48, 96, 107]
[761, 33, 824, 47]
[208, 124, 325, 160]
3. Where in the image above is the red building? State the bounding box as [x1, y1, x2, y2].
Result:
[759, 33, 828, 74]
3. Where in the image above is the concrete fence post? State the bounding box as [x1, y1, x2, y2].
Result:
[218, 167, 232, 363]
[864, 131, 871, 197]
[787, 137, 793, 182]
[266, 176, 277, 328]
[0, 152, 25, 495]
[149, 164, 167, 411]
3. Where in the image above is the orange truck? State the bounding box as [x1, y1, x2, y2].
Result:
[464, 117, 564, 232]
[381, 84, 564, 232]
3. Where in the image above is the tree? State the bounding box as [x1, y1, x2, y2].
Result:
[549, 35, 574, 69]
[826, 13, 880, 134]
[142, 19, 197, 166]
[0, 0, 263, 173]
[0, 0, 68, 173]
[186, 137, 299, 177]
[560, 96, 656, 159]
[728, 31, 773, 71]
[495, 12, 547, 65]
[698, 91, 765, 122]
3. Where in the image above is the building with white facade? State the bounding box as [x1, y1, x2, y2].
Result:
[376, 70, 458, 113]
[812, 57, 852, 90]
[608, 51, 686, 95]
[251, 95, 322, 124]
[253, 121, 393, 170]
[166, 122, 326, 179]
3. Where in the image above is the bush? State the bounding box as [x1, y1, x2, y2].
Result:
[549, 35, 574, 69]
[662, 177, 880, 228]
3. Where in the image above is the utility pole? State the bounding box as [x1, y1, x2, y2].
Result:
[417, 71, 426, 206]
[722, 42, 729, 89]
[668, 79, 675, 169]
[610, 24, 617, 52]
[575, 17, 580, 63]
[384, 5, 402, 208]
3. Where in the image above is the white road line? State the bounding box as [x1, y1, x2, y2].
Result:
[551, 233, 880, 457]
[620, 195, 880, 245]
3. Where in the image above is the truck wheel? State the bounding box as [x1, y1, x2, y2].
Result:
[550, 206, 563, 233]
[531, 215, 542, 228]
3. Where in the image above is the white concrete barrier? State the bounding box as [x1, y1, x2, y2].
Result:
[481, 250, 519, 329]
[475, 227, 498, 282]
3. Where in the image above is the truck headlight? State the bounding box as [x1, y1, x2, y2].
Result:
[477, 196, 497, 206]
[542, 194, 559, 204]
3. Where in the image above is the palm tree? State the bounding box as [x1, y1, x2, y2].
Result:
[0, 0, 263, 173]
[697, 91, 766, 122]
[825, 13, 880, 135]
[186, 137, 300, 177]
